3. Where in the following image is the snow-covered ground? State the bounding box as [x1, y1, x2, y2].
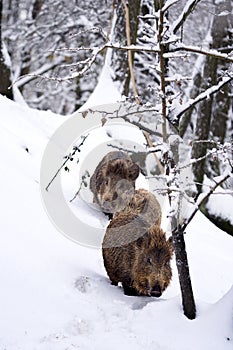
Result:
[0, 94, 233, 350]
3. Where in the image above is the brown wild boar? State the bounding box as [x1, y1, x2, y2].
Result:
[102, 189, 173, 297]
[90, 151, 140, 216]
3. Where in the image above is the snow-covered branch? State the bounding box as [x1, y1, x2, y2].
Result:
[176, 75, 233, 121]
[182, 173, 231, 232]
[168, 44, 233, 62]
[87, 105, 163, 138]
[161, 0, 179, 14]
[14, 57, 64, 88]
[13, 40, 233, 86]
[171, 0, 202, 34]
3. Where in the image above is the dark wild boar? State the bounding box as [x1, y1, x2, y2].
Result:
[90, 151, 140, 216]
[102, 189, 173, 297]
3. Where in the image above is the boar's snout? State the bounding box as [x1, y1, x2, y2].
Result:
[151, 283, 162, 297]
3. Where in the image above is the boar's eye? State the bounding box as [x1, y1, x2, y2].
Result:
[104, 178, 109, 186]
[147, 257, 152, 265]
[112, 192, 118, 200]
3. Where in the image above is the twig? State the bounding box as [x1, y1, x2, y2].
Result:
[45, 135, 88, 192]
[107, 143, 162, 155]
[69, 26, 108, 42]
[70, 170, 90, 202]
[11, 57, 64, 88]
[70, 182, 83, 203]
[168, 44, 233, 62]
[87, 105, 164, 137]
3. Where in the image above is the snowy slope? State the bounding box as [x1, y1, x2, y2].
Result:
[0, 95, 233, 350]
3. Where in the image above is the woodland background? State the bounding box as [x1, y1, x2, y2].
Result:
[1, 0, 232, 235]
[0, 1, 233, 344]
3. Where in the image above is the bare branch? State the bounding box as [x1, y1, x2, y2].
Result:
[88, 105, 164, 138]
[70, 170, 90, 203]
[177, 75, 233, 121]
[171, 0, 202, 34]
[177, 142, 232, 172]
[12, 38, 233, 87]
[69, 26, 108, 42]
[161, 0, 179, 14]
[12, 45, 106, 86]
[45, 135, 89, 192]
[168, 44, 233, 62]
[13, 58, 64, 88]
[105, 43, 160, 53]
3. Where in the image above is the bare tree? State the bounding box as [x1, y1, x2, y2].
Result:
[191, 0, 232, 193]
[2, 0, 111, 113]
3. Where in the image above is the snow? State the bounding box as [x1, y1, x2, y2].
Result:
[204, 177, 233, 225]
[0, 94, 233, 350]
[79, 12, 121, 111]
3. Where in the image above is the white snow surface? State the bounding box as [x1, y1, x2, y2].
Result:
[0, 94, 233, 350]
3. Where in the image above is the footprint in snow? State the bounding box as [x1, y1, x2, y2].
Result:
[74, 276, 92, 293]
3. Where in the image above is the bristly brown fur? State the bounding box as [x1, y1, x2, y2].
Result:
[90, 151, 140, 215]
[102, 189, 173, 297]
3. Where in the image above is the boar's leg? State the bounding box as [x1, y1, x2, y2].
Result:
[122, 282, 139, 296]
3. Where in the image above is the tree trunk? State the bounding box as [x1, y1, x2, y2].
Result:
[172, 222, 196, 320]
[191, 0, 232, 194]
[170, 137, 196, 320]
[0, 0, 13, 99]
[190, 63, 214, 195]
[208, 0, 232, 177]
[111, 0, 141, 96]
[32, 0, 44, 19]
[179, 71, 202, 138]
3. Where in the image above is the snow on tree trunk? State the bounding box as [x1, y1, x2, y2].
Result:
[169, 135, 196, 320]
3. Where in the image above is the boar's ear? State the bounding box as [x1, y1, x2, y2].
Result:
[167, 236, 174, 253]
[127, 162, 140, 181]
[136, 236, 144, 248]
